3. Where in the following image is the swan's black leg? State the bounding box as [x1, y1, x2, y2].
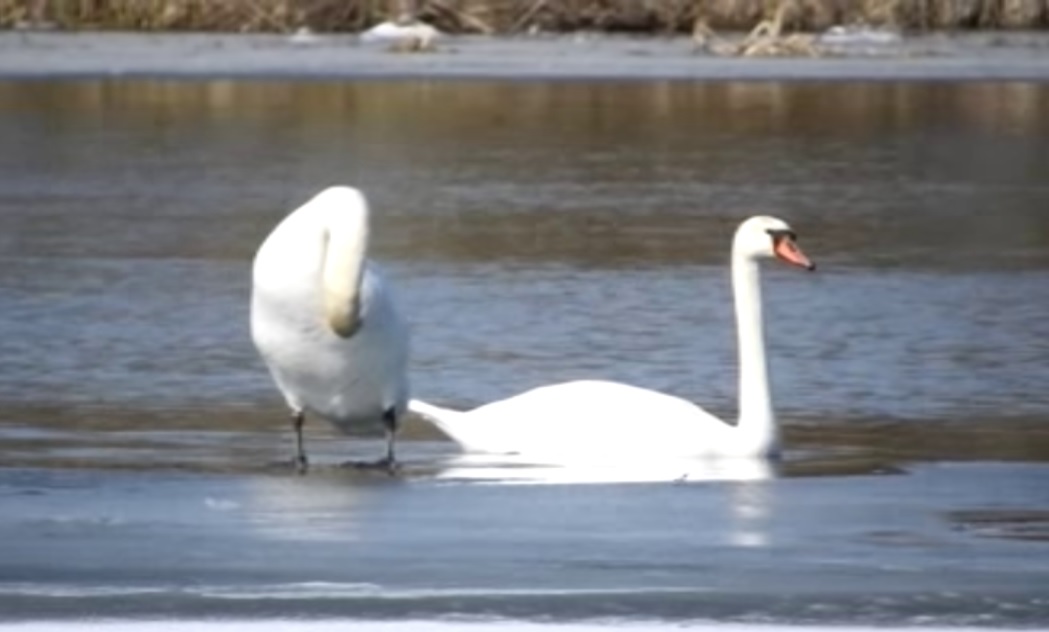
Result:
[379, 406, 400, 475]
[292, 409, 308, 474]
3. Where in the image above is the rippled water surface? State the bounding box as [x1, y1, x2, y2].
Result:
[0, 79, 1048, 626]
[3, 81, 1049, 422]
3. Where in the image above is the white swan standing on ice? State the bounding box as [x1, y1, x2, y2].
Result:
[251, 186, 409, 473]
[410, 216, 814, 462]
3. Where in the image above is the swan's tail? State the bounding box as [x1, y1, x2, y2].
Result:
[407, 399, 467, 439]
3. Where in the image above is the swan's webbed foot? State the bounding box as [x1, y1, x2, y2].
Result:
[338, 407, 401, 476]
[267, 455, 309, 474]
[339, 456, 400, 476]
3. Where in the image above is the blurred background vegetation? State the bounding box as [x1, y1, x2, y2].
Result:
[1, 0, 1046, 33]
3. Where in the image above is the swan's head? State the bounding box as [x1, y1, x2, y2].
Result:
[734, 216, 815, 271]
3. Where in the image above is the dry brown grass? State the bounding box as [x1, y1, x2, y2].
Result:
[1, 0, 1045, 32]
[1, 0, 392, 31]
[693, 0, 828, 57]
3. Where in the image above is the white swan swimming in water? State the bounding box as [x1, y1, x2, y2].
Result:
[409, 215, 814, 461]
[251, 186, 409, 473]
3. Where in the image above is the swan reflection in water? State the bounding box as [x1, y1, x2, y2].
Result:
[239, 473, 372, 542]
[426, 452, 775, 485]
[425, 452, 777, 548]
[237, 450, 776, 554]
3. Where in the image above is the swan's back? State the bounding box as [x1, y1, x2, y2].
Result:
[444, 380, 735, 459]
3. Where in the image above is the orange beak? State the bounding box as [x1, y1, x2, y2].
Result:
[774, 236, 815, 271]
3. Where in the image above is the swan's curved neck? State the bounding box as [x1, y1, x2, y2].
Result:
[731, 249, 776, 451]
[322, 204, 369, 338]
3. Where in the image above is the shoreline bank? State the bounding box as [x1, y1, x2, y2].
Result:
[2, 31, 1049, 80]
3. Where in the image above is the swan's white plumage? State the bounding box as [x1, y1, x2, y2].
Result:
[410, 215, 814, 462]
[251, 186, 409, 442]
[411, 380, 756, 460]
